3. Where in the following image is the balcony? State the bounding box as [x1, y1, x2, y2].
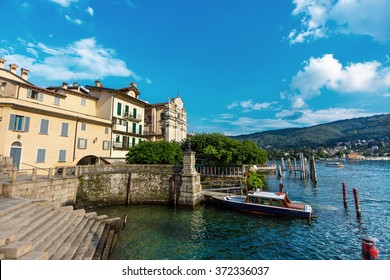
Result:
[113, 142, 132, 150]
[123, 112, 142, 123]
[113, 123, 126, 133]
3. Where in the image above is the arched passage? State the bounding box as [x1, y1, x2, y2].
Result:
[76, 155, 99, 165]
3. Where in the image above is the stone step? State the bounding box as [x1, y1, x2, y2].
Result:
[19, 250, 49, 260]
[83, 222, 106, 260]
[15, 207, 58, 240]
[0, 202, 36, 225]
[0, 198, 31, 217]
[53, 217, 92, 260]
[71, 220, 101, 260]
[35, 213, 78, 253]
[44, 216, 84, 258]
[101, 229, 115, 260]
[0, 240, 33, 259]
[27, 211, 69, 247]
[92, 224, 111, 260]
[61, 219, 95, 260]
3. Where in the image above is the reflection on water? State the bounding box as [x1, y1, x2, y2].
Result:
[93, 161, 389, 260]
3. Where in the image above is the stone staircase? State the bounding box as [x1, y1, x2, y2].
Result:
[0, 197, 121, 260]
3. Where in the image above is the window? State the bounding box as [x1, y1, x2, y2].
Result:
[36, 149, 46, 163]
[54, 96, 60, 106]
[124, 105, 130, 117]
[39, 119, 49, 134]
[132, 123, 137, 134]
[80, 97, 86, 106]
[139, 124, 143, 135]
[9, 114, 30, 132]
[115, 135, 120, 142]
[81, 122, 86, 131]
[105, 127, 109, 134]
[103, 140, 110, 150]
[27, 89, 44, 101]
[132, 137, 136, 147]
[160, 112, 165, 120]
[77, 138, 88, 149]
[61, 122, 69, 136]
[58, 150, 66, 162]
[133, 108, 137, 118]
[117, 102, 122, 116]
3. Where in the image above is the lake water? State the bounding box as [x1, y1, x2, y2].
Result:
[93, 160, 390, 260]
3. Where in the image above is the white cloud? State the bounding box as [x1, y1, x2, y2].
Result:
[289, 54, 390, 108]
[289, 0, 390, 44]
[87, 7, 94, 16]
[49, 0, 78, 8]
[276, 108, 374, 127]
[3, 37, 137, 81]
[145, 77, 152, 84]
[227, 99, 276, 112]
[65, 15, 82, 25]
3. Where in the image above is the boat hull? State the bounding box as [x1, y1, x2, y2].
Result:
[210, 196, 312, 219]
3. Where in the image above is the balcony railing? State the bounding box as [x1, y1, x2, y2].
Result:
[123, 112, 142, 122]
[113, 142, 132, 150]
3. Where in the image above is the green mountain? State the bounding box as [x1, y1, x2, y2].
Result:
[234, 113, 390, 149]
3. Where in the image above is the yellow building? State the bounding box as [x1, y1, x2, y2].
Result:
[144, 97, 187, 142]
[87, 81, 148, 161]
[0, 58, 112, 169]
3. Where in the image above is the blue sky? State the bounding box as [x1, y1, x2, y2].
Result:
[1, 0, 390, 135]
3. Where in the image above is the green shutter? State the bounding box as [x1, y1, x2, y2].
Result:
[139, 125, 142, 135]
[132, 123, 136, 133]
[117, 102, 122, 116]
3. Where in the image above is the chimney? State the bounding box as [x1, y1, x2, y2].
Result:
[0, 58, 5, 69]
[62, 82, 68, 89]
[21, 68, 30, 81]
[130, 82, 138, 88]
[95, 80, 101, 87]
[9, 64, 18, 74]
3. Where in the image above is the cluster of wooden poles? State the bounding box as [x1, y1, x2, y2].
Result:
[277, 153, 317, 183]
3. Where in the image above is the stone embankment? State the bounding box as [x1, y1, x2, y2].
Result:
[0, 197, 121, 260]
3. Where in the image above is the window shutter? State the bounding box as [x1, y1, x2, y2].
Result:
[24, 117, 30, 132]
[37, 149, 46, 162]
[9, 114, 16, 130]
[61, 123, 68, 136]
[38, 92, 44, 101]
[117, 102, 122, 116]
[40, 119, 49, 134]
[59, 150, 66, 162]
[85, 139, 88, 149]
[27, 89, 32, 98]
[139, 125, 142, 135]
[132, 123, 136, 133]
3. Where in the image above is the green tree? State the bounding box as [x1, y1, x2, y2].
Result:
[182, 133, 267, 165]
[126, 141, 183, 164]
[246, 172, 266, 190]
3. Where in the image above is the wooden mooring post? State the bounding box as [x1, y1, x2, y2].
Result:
[309, 156, 317, 183]
[342, 182, 347, 208]
[353, 188, 362, 218]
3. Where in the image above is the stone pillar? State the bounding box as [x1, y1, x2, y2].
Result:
[178, 151, 202, 208]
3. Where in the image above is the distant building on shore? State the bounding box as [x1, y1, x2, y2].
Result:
[347, 152, 365, 160]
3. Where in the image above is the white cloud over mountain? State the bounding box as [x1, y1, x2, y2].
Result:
[288, 54, 390, 108]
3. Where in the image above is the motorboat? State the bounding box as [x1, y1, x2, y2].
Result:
[209, 190, 313, 219]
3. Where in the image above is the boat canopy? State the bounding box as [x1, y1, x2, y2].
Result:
[248, 191, 286, 200]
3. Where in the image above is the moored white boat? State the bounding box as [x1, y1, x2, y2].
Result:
[209, 190, 314, 219]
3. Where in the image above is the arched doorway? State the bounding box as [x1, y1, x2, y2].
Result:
[76, 155, 99, 165]
[10, 141, 22, 170]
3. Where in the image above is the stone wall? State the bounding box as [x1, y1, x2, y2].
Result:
[75, 164, 184, 209]
[1, 177, 77, 205]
